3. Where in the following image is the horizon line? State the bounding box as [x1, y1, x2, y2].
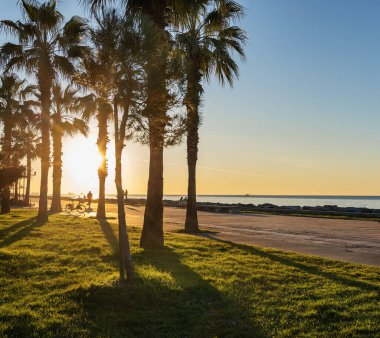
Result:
[31, 193, 380, 198]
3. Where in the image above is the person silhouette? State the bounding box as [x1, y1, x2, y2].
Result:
[87, 191, 93, 208]
[124, 189, 128, 201]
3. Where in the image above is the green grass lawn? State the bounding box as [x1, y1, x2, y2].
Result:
[0, 210, 379, 337]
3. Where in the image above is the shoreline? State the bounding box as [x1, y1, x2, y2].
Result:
[28, 195, 380, 220]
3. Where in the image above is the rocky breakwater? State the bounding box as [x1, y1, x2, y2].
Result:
[171, 200, 380, 218]
[249, 203, 380, 218]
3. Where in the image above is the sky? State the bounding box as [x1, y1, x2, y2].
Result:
[1, 0, 380, 196]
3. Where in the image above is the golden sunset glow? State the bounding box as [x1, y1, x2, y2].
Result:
[62, 135, 104, 195]
[2, 1, 380, 336]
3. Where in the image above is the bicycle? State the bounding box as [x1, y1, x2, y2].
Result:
[65, 199, 87, 214]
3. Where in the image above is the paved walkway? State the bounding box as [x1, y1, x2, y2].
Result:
[104, 203, 380, 267]
[32, 198, 380, 267]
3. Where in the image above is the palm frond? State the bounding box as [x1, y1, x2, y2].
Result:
[66, 45, 91, 59]
[59, 15, 89, 49]
[0, 42, 24, 62]
[76, 94, 97, 121]
[20, 0, 40, 23]
[60, 118, 89, 137]
[0, 20, 22, 35]
[80, 0, 118, 13]
[26, 0, 63, 30]
[176, 0, 246, 88]
[53, 55, 76, 78]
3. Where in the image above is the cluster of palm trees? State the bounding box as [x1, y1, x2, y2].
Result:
[0, 73, 39, 212]
[0, 0, 246, 281]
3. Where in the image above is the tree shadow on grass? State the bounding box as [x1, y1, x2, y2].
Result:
[126, 206, 141, 213]
[0, 216, 37, 237]
[200, 233, 380, 294]
[0, 216, 45, 248]
[69, 246, 266, 338]
[98, 219, 118, 256]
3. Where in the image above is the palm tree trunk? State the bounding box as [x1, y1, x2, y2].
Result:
[114, 102, 134, 282]
[185, 68, 202, 231]
[50, 120, 63, 212]
[24, 152, 32, 206]
[185, 114, 199, 231]
[141, 129, 164, 248]
[96, 110, 108, 220]
[12, 155, 20, 202]
[1, 120, 12, 214]
[14, 179, 18, 201]
[1, 187, 11, 214]
[37, 68, 52, 223]
[97, 170, 106, 219]
[140, 7, 168, 249]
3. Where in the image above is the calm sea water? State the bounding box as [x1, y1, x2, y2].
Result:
[120, 195, 380, 209]
[55, 194, 380, 209]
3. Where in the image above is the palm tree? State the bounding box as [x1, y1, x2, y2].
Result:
[0, 0, 89, 222]
[20, 129, 40, 206]
[0, 167, 24, 191]
[10, 131, 27, 202]
[176, 0, 246, 231]
[0, 74, 19, 213]
[0, 74, 36, 213]
[77, 9, 144, 281]
[50, 83, 89, 213]
[84, 0, 208, 248]
[11, 127, 40, 205]
[75, 56, 114, 220]
[113, 13, 144, 282]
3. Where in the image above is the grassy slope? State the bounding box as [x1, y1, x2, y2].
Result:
[0, 210, 379, 338]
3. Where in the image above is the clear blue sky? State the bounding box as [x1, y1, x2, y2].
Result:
[1, 0, 380, 195]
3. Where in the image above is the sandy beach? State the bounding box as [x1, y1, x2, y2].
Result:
[42, 198, 380, 267]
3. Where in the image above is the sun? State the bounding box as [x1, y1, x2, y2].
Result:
[62, 135, 103, 195]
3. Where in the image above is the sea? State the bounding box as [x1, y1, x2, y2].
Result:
[103, 195, 380, 209]
[35, 193, 380, 209]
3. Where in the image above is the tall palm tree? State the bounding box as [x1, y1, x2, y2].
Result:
[77, 9, 143, 281]
[0, 167, 24, 192]
[50, 83, 89, 212]
[176, 0, 246, 231]
[75, 56, 114, 220]
[0, 74, 36, 213]
[0, 0, 89, 222]
[19, 128, 40, 206]
[0, 75, 19, 213]
[11, 127, 39, 204]
[10, 131, 25, 202]
[84, 0, 209, 248]
[114, 12, 144, 281]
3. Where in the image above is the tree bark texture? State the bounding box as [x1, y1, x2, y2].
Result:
[96, 108, 108, 219]
[1, 119, 12, 214]
[37, 62, 53, 223]
[140, 5, 168, 248]
[50, 115, 63, 212]
[114, 101, 134, 281]
[141, 136, 164, 248]
[24, 152, 32, 205]
[185, 65, 202, 231]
